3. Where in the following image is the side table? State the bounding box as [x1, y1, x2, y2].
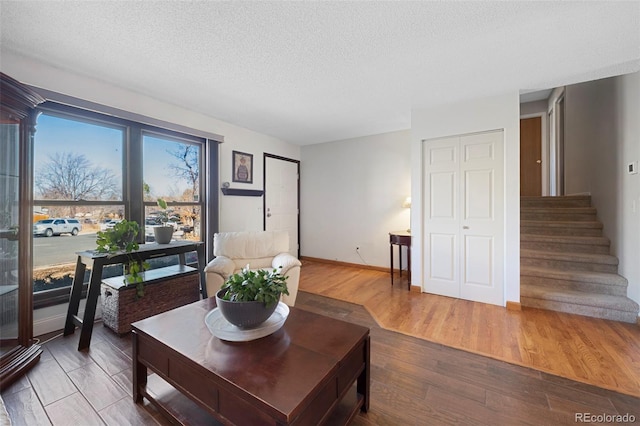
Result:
[389, 231, 411, 290]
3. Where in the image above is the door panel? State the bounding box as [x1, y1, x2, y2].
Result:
[464, 169, 493, 219]
[431, 172, 456, 218]
[430, 233, 457, 282]
[463, 235, 493, 286]
[264, 156, 299, 257]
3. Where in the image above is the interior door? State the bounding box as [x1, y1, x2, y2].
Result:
[264, 155, 299, 257]
[422, 130, 504, 306]
[520, 117, 542, 196]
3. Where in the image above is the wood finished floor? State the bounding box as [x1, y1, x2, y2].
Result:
[2, 291, 639, 426]
[299, 259, 640, 399]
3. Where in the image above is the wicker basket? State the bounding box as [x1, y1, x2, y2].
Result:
[100, 265, 200, 334]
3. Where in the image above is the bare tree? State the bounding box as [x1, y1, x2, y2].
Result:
[35, 152, 118, 201]
[167, 145, 199, 201]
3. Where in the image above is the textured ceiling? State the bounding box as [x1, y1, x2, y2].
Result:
[1, 1, 639, 145]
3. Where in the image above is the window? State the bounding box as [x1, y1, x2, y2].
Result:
[143, 132, 202, 247]
[32, 103, 213, 308]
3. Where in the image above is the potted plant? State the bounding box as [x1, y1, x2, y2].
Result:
[153, 198, 174, 244]
[216, 265, 289, 329]
[95, 219, 149, 298]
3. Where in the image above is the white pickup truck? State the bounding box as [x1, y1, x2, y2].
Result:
[33, 218, 82, 237]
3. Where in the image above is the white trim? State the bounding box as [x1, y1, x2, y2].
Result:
[33, 300, 102, 337]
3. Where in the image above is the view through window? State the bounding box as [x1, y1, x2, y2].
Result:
[33, 106, 206, 307]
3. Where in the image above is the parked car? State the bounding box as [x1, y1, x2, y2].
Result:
[33, 218, 82, 237]
[106, 219, 122, 229]
[100, 219, 122, 231]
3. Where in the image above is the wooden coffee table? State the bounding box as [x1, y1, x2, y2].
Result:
[132, 298, 370, 425]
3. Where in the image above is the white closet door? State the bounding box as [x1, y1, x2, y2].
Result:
[422, 130, 504, 306]
[459, 131, 504, 305]
[423, 136, 460, 298]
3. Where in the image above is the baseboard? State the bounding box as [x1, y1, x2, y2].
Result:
[506, 301, 522, 311]
[300, 256, 389, 273]
[33, 302, 102, 338]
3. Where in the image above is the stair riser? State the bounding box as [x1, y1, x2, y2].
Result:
[521, 297, 638, 323]
[520, 241, 610, 254]
[520, 276, 627, 297]
[520, 258, 617, 273]
[520, 199, 591, 208]
[521, 212, 597, 221]
[521, 227, 603, 237]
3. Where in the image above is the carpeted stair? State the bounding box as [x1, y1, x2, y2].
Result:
[520, 195, 639, 323]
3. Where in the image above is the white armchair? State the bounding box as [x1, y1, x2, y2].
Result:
[204, 230, 302, 306]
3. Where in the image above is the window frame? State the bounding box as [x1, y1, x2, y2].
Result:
[32, 101, 215, 309]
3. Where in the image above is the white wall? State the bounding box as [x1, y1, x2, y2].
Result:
[2, 50, 300, 334]
[411, 92, 521, 305]
[564, 72, 640, 308]
[1, 50, 301, 233]
[218, 131, 300, 232]
[300, 130, 411, 268]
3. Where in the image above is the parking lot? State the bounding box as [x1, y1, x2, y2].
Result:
[33, 227, 188, 268]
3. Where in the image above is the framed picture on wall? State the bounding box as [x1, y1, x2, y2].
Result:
[232, 150, 253, 184]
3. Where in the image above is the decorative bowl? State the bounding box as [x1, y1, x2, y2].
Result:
[215, 288, 280, 329]
[204, 302, 289, 342]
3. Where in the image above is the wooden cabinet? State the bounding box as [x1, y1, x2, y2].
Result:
[0, 73, 45, 389]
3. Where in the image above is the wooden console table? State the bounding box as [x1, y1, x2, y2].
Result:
[64, 240, 205, 351]
[389, 231, 411, 290]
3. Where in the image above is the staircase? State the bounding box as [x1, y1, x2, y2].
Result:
[520, 195, 639, 323]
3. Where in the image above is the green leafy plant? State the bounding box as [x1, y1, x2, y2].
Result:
[156, 198, 170, 225]
[95, 219, 149, 298]
[156, 198, 180, 225]
[220, 265, 289, 307]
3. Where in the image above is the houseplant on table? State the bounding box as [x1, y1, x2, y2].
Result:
[95, 219, 149, 298]
[216, 265, 289, 329]
[153, 198, 174, 244]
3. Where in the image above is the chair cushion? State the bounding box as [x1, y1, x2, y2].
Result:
[213, 231, 289, 259]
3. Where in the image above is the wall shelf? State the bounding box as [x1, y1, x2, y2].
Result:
[221, 188, 264, 197]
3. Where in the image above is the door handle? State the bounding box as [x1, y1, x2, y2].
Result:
[266, 213, 272, 217]
[536, 160, 542, 164]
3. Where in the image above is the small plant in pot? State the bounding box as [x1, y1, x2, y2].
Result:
[216, 265, 289, 329]
[153, 198, 174, 244]
[95, 219, 149, 298]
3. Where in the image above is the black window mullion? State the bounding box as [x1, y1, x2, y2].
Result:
[127, 125, 144, 242]
[206, 139, 219, 262]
